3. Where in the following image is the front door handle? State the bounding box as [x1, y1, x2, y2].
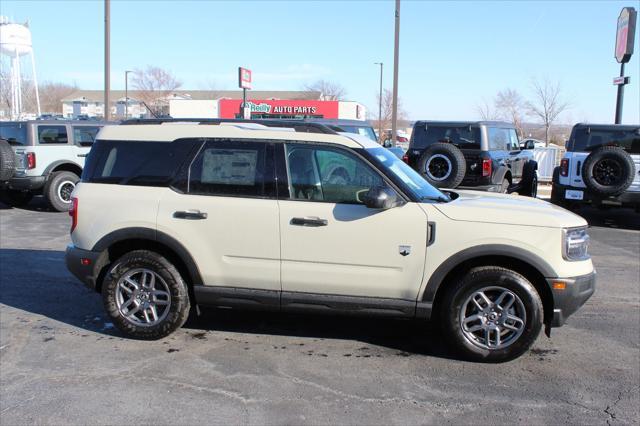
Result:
[290, 217, 328, 227]
[174, 210, 208, 220]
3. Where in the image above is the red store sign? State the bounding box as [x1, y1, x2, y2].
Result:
[218, 99, 339, 119]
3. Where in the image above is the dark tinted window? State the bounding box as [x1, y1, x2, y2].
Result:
[571, 127, 640, 154]
[73, 126, 101, 146]
[412, 124, 481, 149]
[188, 140, 271, 197]
[334, 125, 377, 142]
[0, 123, 28, 145]
[83, 139, 195, 186]
[38, 125, 68, 144]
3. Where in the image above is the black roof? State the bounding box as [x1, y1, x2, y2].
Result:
[413, 120, 514, 128]
[572, 123, 640, 130]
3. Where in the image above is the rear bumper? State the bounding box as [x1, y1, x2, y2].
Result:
[553, 182, 640, 206]
[0, 175, 46, 191]
[549, 271, 596, 327]
[65, 244, 107, 291]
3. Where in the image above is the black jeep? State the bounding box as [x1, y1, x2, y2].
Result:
[405, 121, 538, 196]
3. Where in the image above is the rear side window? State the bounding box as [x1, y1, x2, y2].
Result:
[83, 139, 195, 186]
[0, 123, 29, 145]
[73, 126, 101, 146]
[488, 127, 510, 151]
[412, 124, 481, 149]
[38, 125, 68, 144]
[570, 127, 640, 154]
[187, 140, 272, 197]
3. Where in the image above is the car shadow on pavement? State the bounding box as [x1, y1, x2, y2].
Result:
[0, 196, 60, 213]
[574, 206, 640, 231]
[0, 247, 455, 360]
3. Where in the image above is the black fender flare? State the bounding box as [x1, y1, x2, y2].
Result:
[421, 244, 556, 303]
[92, 227, 204, 286]
[492, 165, 512, 185]
[43, 160, 83, 177]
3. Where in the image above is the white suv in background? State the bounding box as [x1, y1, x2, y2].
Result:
[0, 120, 106, 211]
[66, 120, 595, 362]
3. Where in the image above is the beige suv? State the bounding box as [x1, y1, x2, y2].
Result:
[65, 120, 595, 362]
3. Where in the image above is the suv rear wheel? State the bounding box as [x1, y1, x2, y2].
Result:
[582, 146, 635, 196]
[45, 171, 79, 212]
[440, 266, 543, 362]
[102, 250, 191, 339]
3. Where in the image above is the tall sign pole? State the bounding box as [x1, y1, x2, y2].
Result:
[374, 62, 383, 143]
[238, 67, 252, 119]
[104, 0, 110, 121]
[613, 7, 636, 124]
[391, 0, 400, 144]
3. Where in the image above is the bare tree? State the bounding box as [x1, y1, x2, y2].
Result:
[475, 98, 499, 121]
[131, 66, 182, 116]
[38, 81, 78, 113]
[526, 78, 569, 146]
[495, 88, 525, 138]
[371, 88, 407, 142]
[303, 79, 347, 101]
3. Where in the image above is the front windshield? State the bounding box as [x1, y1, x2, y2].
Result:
[366, 147, 449, 202]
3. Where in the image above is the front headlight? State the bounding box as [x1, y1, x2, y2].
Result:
[562, 226, 590, 261]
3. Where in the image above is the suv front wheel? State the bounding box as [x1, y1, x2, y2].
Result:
[440, 266, 543, 362]
[102, 250, 191, 339]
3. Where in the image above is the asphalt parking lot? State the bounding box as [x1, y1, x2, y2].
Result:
[1, 197, 638, 425]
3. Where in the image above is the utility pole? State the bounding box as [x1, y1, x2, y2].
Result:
[374, 62, 383, 143]
[125, 70, 132, 119]
[104, 0, 110, 121]
[391, 0, 400, 144]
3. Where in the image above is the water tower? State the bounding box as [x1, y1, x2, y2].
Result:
[0, 16, 40, 120]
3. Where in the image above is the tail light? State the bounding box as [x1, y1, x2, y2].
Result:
[397, 136, 408, 143]
[482, 158, 492, 177]
[26, 152, 36, 169]
[402, 154, 409, 164]
[560, 158, 569, 177]
[69, 197, 78, 233]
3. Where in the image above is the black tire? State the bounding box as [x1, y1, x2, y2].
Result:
[417, 143, 466, 188]
[44, 171, 79, 212]
[550, 166, 568, 207]
[519, 161, 538, 198]
[582, 146, 635, 196]
[102, 250, 191, 339]
[0, 139, 15, 181]
[0, 189, 33, 207]
[439, 266, 543, 362]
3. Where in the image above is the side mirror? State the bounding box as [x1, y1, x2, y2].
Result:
[523, 140, 535, 150]
[362, 186, 405, 210]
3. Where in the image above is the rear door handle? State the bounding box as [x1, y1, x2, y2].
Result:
[173, 210, 208, 220]
[290, 217, 328, 227]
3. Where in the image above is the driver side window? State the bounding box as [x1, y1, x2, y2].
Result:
[285, 144, 383, 204]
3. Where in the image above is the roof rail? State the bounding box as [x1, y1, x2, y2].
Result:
[119, 118, 339, 135]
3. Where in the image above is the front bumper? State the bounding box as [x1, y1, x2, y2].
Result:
[65, 244, 107, 291]
[549, 271, 596, 327]
[553, 182, 640, 206]
[1, 175, 46, 191]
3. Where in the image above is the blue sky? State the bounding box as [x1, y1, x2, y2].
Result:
[2, 0, 639, 123]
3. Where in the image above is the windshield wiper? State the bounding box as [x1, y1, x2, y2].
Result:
[419, 195, 450, 203]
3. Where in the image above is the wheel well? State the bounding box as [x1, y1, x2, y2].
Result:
[95, 238, 196, 301]
[504, 170, 513, 184]
[51, 163, 82, 178]
[431, 255, 553, 324]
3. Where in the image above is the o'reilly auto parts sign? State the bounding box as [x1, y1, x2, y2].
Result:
[615, 7, 637, 63]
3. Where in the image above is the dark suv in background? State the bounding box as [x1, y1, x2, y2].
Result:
[405, 121, 538, 196]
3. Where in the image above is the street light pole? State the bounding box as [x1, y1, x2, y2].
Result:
[374, 62, 383, 143]
[104, 0, 110, 121]
[391, 0, 400, 144]
[125, 70, 132, 119]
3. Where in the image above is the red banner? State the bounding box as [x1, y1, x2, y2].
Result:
[218, 99, 339, 119]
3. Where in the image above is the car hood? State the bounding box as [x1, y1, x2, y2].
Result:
[433, 190, 587, 228]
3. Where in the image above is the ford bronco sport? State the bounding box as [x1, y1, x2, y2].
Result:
[405, 121, 538, 197]
[551, 123, 640, 212]
[65, 120, 594, 362]
[0, 120, 107, 211]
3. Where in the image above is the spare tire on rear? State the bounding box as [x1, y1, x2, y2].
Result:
[582, 146, 635, 196]
[0, 139, 15, 181]
[417, 142, 466, 188]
